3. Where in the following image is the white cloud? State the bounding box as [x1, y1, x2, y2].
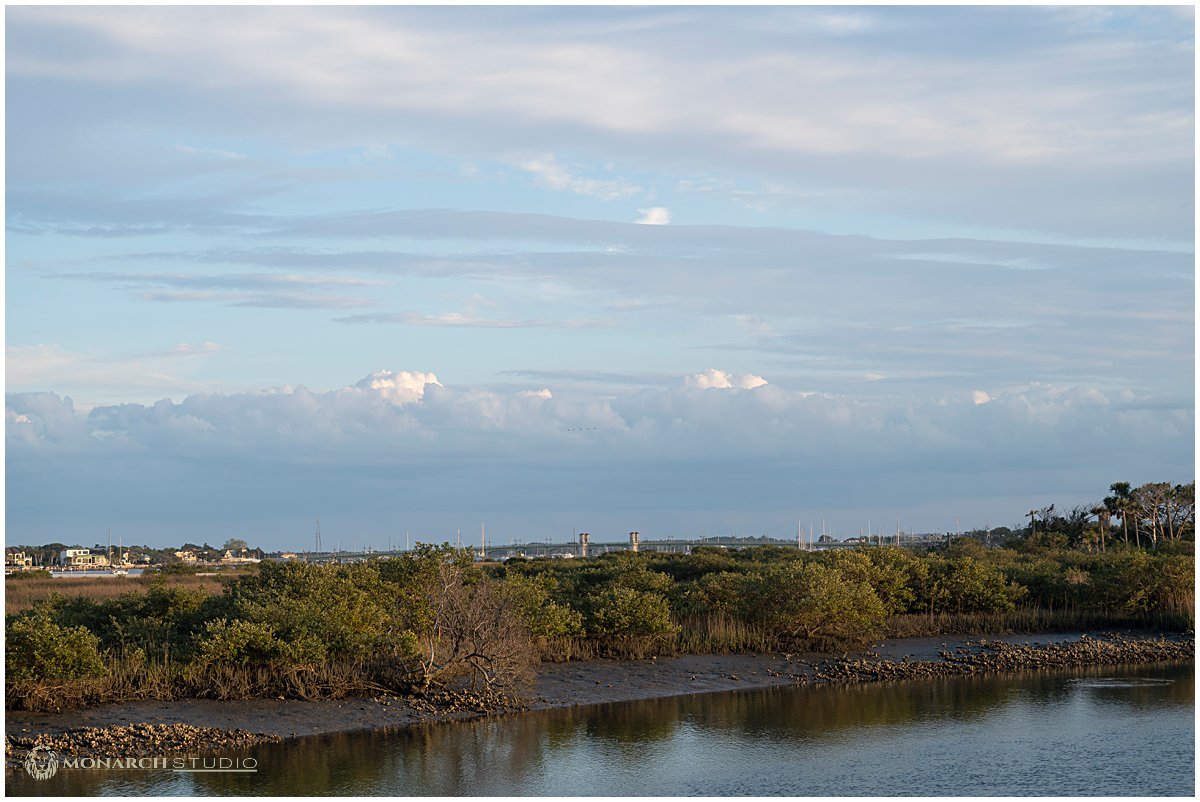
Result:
[352, 369, 441, 405]
[519, 154, 642, 200]
[972, 390, 992, 405]
[635, 206, 670, 225]
[335, 311, 609, 329]
[7, 7, 1192, 242]
[6, 372, 1191, 547]
[8, 374, 1188, 478]
[685, 369, 769, 390]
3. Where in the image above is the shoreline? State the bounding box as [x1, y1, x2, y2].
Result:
[5, 630, 1192, 766]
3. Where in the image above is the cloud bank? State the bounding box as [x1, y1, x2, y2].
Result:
[7, 369, 1191, 545]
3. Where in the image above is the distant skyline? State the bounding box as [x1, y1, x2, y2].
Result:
[6, 6, 1194, 550]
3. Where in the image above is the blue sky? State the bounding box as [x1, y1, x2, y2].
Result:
[5, 5, 1194, 551]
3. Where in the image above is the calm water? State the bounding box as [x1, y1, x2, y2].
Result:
[9, 661, 1193, 796]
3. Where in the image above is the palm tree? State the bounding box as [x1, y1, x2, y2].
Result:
[1108, 482, 1135, 548]
[1090, 505, 1109, 552]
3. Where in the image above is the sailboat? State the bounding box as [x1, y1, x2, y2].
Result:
[111, 532, 128, 576]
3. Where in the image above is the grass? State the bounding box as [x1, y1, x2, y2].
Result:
[5, 572, 227, 614]
[534, 607, 1193, 664]
[884, 606, 1193, 639]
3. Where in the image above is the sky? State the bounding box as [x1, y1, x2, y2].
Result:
[4, 5, 1195, 551]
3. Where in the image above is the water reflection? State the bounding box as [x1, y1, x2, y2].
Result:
[6, 661, 1192, 796]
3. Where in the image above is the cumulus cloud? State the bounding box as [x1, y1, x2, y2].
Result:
[13, 370, 1184, 475]
[686, 368, 768, 390]
[352, 370, 441, 405]
[634, 207, 670, 225]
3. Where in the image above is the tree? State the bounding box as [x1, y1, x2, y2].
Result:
[1104, 483, 1132, 547]
[1133, 483, 1172, 550]
[387, 544, 536, 692]
[1089, 505, 1109, 552]
[223, 538, 249, 552]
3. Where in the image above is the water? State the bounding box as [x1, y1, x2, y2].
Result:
[8, 661, 1193, 796]
[49, 569, 146, 578]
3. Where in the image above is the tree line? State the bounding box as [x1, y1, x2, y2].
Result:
[1019, 481, 1195, 552]
[6, 528, 1192, 711]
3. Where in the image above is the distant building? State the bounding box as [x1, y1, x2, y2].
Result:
[5, 551, 33, 570]
[58, 548, 110, 567]
[174, 550, 199, 563]
[220, 549, 260, 564]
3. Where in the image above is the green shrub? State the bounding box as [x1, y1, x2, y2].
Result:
[742, 562, 885, 648]
[586, 586, 678, 636]
[224, 560, 399, 662]
[501, 574, 584, 638]
[5, 612, 107, 682]
[672, 570, 751, 618]
[192, 619, 292, 666]
[937, 557, 1026, 613]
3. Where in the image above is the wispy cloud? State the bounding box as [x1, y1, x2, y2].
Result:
[335, 310, 609, 329]
[54, 270, 382, 309]
[6, 342, 223, 405]
[519, 154, 643, 200]
[175, 144, 248, 160]
[8, 7, 1191, 240]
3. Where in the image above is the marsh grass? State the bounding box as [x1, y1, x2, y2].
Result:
[5, 573, 226, 613]
[883, 606, 1192, 639]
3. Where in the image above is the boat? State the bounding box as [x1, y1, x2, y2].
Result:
[110, 531, 128, 575]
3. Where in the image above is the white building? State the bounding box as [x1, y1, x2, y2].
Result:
[58, 548, 110, 567]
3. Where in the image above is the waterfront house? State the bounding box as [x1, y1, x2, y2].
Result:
[5, 551, 33, 570]
[58, 548, 110, 568]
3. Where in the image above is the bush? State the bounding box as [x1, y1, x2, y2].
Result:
[191, 619, 295, 666]
[501, 574, 584, 638]
[586, 586, 678, 636]
[671, 570, 750, 618]
[1116, 553, 1195, 617]
[5, 569, 52, 581]
[224, 561, 398, 662]
[937, 557, 1026, 613]
[742, 562, 885, 648]
[5, 612, 107, 682]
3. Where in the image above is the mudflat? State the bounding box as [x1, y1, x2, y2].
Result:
[5, 631, 1169, 745]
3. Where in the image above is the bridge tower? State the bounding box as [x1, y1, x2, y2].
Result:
[579, 532, 590, 558]
[629, 531, 640, 553]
